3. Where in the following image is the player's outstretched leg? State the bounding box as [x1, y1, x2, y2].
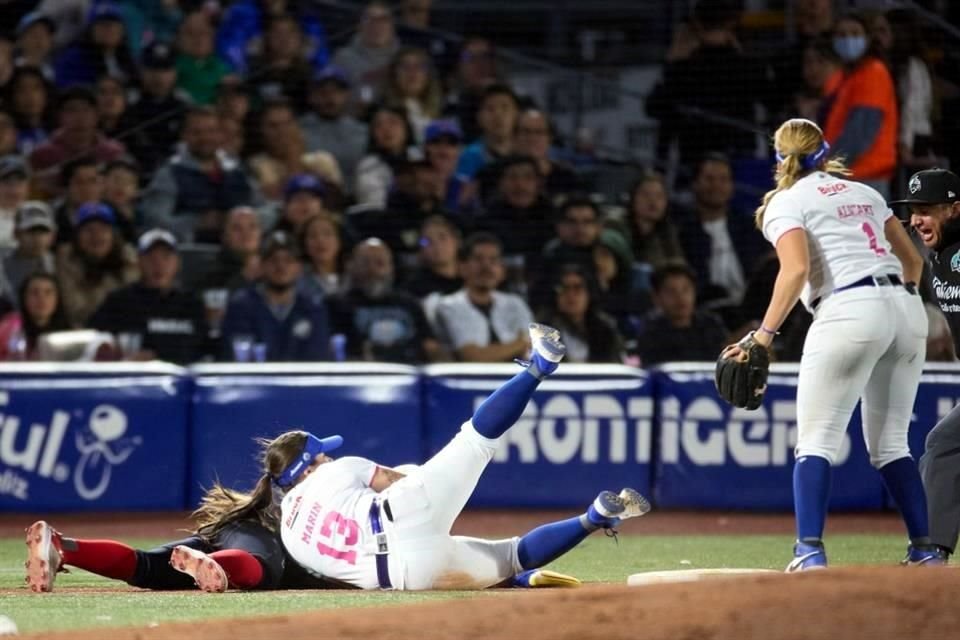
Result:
[170, 546, 229, 592]
[511, 488, 651, 586]
[786, 456, 831, 572]
[471, 323, 565, 441]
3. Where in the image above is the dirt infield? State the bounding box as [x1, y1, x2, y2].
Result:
[18, 567, 960, 640]
[0, 509, 906, 540]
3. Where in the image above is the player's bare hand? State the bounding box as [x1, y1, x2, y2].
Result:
[721, 343, 747, 362]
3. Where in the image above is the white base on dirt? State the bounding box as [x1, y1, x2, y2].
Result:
[0, 615, 18, 636]
[627, 568, 778, 586]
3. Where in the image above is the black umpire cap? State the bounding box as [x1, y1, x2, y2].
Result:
[890, 169, 960, 206]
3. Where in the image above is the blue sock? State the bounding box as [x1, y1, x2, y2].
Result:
[517, 516, 592, 569]
[878, 456, 930, 541]
[793, 455, 832, 541]
[471, 370, 541, 440]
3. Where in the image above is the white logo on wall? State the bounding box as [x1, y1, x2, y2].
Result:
[0, 393, 141, 502]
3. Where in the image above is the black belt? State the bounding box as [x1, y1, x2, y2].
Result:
[369, 499, 392, 589]
[811, 274, 909, 311]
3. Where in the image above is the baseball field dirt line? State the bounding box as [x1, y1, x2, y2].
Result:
[0, 510, 906, 539]
[15, 567, 960, 640]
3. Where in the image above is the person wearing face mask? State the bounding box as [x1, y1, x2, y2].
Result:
[821, 13, 899, 198]
[892, 169, 960, 563]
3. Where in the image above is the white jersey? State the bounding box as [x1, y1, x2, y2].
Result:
[763, 172, 903, 310]
[280, 456, 380, 589]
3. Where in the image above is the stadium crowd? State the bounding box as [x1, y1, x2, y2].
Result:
[0, 0, 956, 366]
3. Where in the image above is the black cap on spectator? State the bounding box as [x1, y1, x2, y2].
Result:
[138, 228, 178, 254]
[15, 201, 56, 232]
[311, 65, 351, 88]
[141, 41, 177, 70]
[16, 12, 56, 37]
[0, 155, 30, 181]
[103, 155, 140, 175]
[261, 230, 300, 259]
[58, 85, 97, 110]
[74, 202, 116, 227]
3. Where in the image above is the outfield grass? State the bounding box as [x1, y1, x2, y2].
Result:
[0, 534, 907, 634]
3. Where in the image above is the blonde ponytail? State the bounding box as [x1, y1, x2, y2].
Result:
[754, 118, 853, 229]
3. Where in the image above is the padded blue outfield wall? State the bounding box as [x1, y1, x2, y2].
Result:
[0, 362, 958, 512]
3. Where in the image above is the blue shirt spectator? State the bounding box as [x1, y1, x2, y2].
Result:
[53, 5, 139, 89]
[216, 0, 329, 75]
[220, 231, 331, 362]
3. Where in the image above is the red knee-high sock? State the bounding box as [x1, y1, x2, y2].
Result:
[59, 539, 138, 582]
[209, 549, 264, 589]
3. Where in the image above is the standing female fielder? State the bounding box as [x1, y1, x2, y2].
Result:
[727, 118, 942, 570]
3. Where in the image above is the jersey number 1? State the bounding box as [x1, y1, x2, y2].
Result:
[316, 511, 360, 565]
[862, 223, 887, 256]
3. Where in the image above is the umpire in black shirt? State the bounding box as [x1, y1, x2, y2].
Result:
[892, 168, 960, 560]
[89, 228, 210, 364]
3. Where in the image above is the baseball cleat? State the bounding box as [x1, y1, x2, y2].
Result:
[588, 488, 651, 528]
[902, 545, 948, 566]
[170, 546, 229, 593]
[527, 323, 565, 377]
[511, 569, 581, 588]
[24, 521, 64, 593]
[785, 541, 828, 572]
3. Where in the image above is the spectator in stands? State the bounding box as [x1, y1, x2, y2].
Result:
[219, 114, 246, 161]
[142, 106, 260, 243]
[95, 74, 129, 139]
[90, 229, 209, 365]
[299, 67, 368, 191]
[201, 206, 263, 292]
[53, 4, 139, 88]
[3, 201, 56, 296]
[101, 157, 141, 245]
[627, 173, 685, 268]
[434, 232, 533, 363]
[869, 9, 936, 173]
[220, 230, 331, 362]
[455, 84, 520, 186]
[56, 202, 139, 327]
[474, 154, 552, 262]
[634, 263, 727, 366]
[29, 86, 126, 198]
[0, 273, 71, 361]
[0, 111, 18, 157]
[593, 227, 647, 332]
[216, 0, 329, 76]
[175, 10, 231, 106]
[52, 157, 103, 248]
[383, 47, 442, 143]
[0, 155, 30, 249]
[354, 104, 415, 208]
[423, 120, 465, 211]
[821, 12, 898, 197]
[538, 264, 624, 364]
[790, 36, 841, 122]
[445, 37, 499, 143]
[769, 0, 835, 118]
[215, 77, 252, 125]
[646, 0, 765, 167]
[6, 66, 52, 155]
[248, 14, 314, 110]
[299, 212, 344, 298]
[125, 41, 191, 174]
[276, 174, 330, 235]
[14, 12, 57, 82]
[330, 238, 438, 363]
[247, 99, 344, 205]
[738, 250, 809, 362]
[333, 1, 401, 111]
[534, 195, 604, 308]
[396, 0, 451, 78]
[675, 153, 764, 308]
[512, 109, 580, 204]
[403, 214, 463, 298]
